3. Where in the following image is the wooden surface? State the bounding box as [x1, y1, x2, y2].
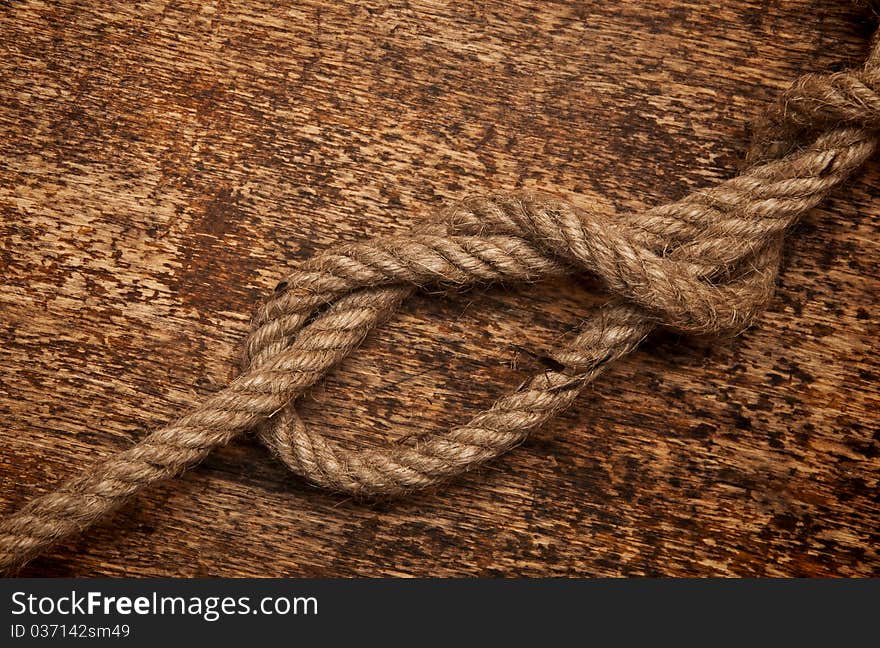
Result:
[0, 1, 878, 577]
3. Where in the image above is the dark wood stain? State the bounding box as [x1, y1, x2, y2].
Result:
[0, 1, 877, 576]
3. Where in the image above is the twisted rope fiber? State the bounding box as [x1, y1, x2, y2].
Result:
[3, 29, 880, 574]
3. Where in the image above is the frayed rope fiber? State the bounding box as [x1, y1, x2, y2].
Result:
[3, 20, 880, 574]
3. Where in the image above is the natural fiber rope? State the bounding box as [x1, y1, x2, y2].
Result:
[2, 22, 879, 574]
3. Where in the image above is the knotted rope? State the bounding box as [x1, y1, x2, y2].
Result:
[2, 24, 879, 574]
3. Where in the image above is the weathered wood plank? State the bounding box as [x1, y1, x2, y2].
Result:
[0, 0, 877, 576]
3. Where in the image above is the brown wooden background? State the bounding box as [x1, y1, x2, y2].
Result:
[0, 1, 877, 577]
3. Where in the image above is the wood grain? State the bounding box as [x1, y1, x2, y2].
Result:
[0, 0, 877, 577]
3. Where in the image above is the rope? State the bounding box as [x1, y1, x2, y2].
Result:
[2, 22, 879, 574]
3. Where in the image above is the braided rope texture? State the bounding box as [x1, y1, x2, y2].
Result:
[1, 26, 879, 574]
